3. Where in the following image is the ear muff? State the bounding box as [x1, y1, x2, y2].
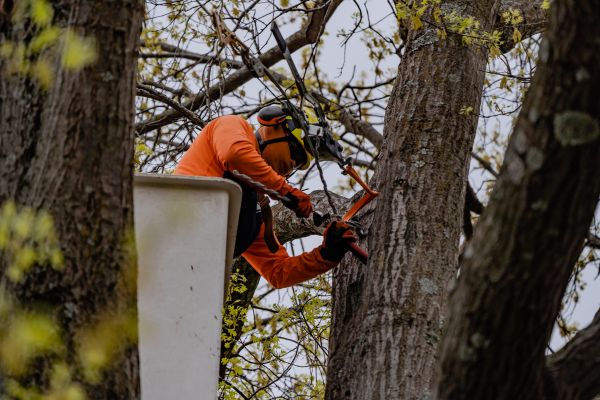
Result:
[286, 120, 311, 170]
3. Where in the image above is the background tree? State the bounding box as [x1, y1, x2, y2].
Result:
[0, 0, 144, 398]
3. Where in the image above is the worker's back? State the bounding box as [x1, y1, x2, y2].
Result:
[175, 115, 255, 178]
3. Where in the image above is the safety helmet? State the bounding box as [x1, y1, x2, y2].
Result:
[255, 104, 312, 170]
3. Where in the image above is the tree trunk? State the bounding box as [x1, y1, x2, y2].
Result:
[0, 0, 144, 398]
[436, 0, 600, 398]
[325, 1, 500, 399]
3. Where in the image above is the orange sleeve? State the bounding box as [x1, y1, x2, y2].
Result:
[242, 225, 338, 289]
[211, 115, 292, 195]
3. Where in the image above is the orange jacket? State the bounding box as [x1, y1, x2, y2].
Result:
[175, 115, 336, 288]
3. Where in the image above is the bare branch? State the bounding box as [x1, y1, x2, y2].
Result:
[471, 151, 499, 177]
[313, 92, 384, 149]
[587, 233, 600, 249]
[136, 84, 205, 127]
[135, 0, 343, 134]
[139, 40, 244, 68]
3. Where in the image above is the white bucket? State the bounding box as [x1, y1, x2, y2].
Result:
[134, 174, 241, 400]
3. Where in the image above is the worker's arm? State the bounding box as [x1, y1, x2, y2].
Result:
[242, 225, 338, 289]
[211, 115, 292, 195]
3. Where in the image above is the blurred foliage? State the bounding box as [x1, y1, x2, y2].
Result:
[0, 202, 63, 282]
[0, 0, 97, 90]
[0, 202, 137, 399]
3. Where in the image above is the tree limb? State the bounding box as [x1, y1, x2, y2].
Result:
[587, 233, 600, 249]
[546, 313, 600, 400]
[137, 84, 205, 127]
[471, 151, 499, 177]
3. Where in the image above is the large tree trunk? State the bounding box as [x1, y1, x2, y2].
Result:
[437, 0, 600, 399]
[0, 0, 144, 398]
[325, 1, 501, 399]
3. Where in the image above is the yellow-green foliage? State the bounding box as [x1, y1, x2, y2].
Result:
[77, 311, 138, 384]
[134, 139, 153, 171]
[0, 201, 137, 399]
[0, 201, 63, 282]
[220, 272, 249, 352]
[1, 0, 97, 89]
[220, 274, 332, 399]
[396, 0, 504, 57]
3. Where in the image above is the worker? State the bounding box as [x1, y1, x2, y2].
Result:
[175, 106, 357, 288]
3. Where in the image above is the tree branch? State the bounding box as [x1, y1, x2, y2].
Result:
[546, 313, 600, 400]
[135, 0, 343, 134]
[139, 40, 244, 68]
[587, 233, 600, 249]
[136, 84, 205, 127]
[313, 92, 384, 148]
[496, 0, 547, 53]
[463, 182, 485, 240]
[472, 151, 499, 177]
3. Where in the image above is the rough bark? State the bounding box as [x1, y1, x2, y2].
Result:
[437, 0, 600, 398]
[0, 0, 144, 398]
[325, 1, 501, 398]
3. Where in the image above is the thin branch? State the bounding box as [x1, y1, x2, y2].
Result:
[139, 40, 244, 68]
[471, 151, 499, 177]
[137, 84, 205, 127]
[587, 233, 600, 249]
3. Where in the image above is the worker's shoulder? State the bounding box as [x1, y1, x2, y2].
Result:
[213, 114, 253, 131]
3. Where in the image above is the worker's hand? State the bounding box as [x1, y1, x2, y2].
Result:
[283, 187, 313, 218]
[320, 221, 357, 262]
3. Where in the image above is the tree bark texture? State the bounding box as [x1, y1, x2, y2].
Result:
[547, 312, 600, 400]
[437, 0, 600, 398]
[325, 1, 501, 399]
[0, 0, 144, 398]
